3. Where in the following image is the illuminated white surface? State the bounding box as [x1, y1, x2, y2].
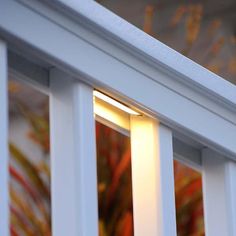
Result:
[131, 117, 176, 236]
[94, 97, 130, 131]
[94, 90, 140, 115]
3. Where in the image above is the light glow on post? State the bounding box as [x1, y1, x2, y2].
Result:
[130, 117, 177, 236]
[93, 90, 140, 116]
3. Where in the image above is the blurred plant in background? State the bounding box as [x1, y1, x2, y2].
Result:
[96, 122, 133, 236]
[99, 0, 236, 85]
[9, 79, 204, 236]
[96, 120, 205, 236]
[9, 80, 51, 236]
[9, 142, 51, 236]
[10, 0, 235, 233]
[146, 1, 236, 84]
[174, 161, 204, 236]
[8, 0, 236, 232]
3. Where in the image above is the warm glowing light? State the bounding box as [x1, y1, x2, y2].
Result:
[94, 98, 130, 131]
[94, 91, 140, 115]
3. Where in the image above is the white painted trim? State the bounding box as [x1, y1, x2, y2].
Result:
[8, 51, 49, 89]
[50, 69, 98, 236]
[94, 97, 130, 132]
[226, 161, 236, 236]
[173, 139, 202, 172]
[11, 0, 236, 115]
[1, 0, 236, 158]
[7, 53, 202, 170]
[1, 0, 235, 158]
[202, 149, 236, 236]
[130, 117, 177, 236]
[8, 53, 206, 169]
[8, 69, 49, 96]
[0, 39, 9, 236]
[95, 96, 203, 171]
[55, 0, 236, 103]
[8, 51, 49, 95]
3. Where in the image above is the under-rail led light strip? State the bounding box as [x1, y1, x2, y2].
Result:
[94, 90, 140, 116]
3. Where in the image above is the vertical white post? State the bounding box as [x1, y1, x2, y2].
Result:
[50, 69, 98, 236]
[0, 39, 9, 236]
[202, 149, 236, 236]
[227, 160, 236, 236]
[130, 117, 177, 236]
